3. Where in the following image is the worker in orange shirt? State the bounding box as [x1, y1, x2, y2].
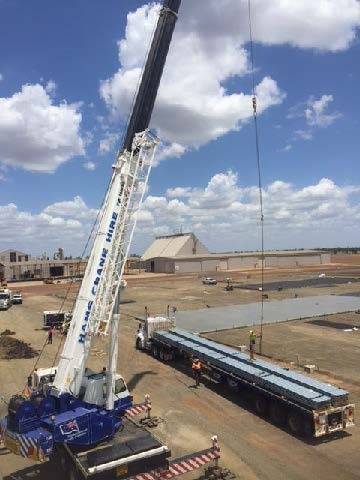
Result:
[192, 357, 202, 388]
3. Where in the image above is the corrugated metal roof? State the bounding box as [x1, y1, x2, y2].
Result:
[142, 234, 209, 260]
[150, 250, 326, 261]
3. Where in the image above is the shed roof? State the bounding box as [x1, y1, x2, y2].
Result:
[146, 250, 326, 261]
[142, 234, 195, 260]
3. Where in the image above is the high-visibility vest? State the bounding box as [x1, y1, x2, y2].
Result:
[249, 333, 256, 344]
[192, 361, 201, 371]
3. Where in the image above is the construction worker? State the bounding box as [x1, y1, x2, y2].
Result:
[191, 357, 202, 388]
[249, 330, 257, 360]
[47, 327, 53, 345]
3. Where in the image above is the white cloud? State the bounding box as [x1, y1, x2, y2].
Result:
[294, 129, 313, 141]
[0, 73, 3, 82]
[100, 0, 360, 160]
[43, 196, 98, 219]
[278, 144, 292, 153]
[0, 203, 85, 255]
[98, 132, 119, 155]
[83, 161, 96, 171]
[1, 174, 359, 256]
[0, 84, 85, 172]
[166, 187, 192, 198]
[156, 142, 186, 163]
[100, 2, 285, 157]
[134, 172, 360, 252]
[305, 94, 342, 127]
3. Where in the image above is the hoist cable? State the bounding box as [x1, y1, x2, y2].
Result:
[248, 0, 265, 353]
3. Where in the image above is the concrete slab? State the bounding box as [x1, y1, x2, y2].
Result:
[176, 295, 360, 333]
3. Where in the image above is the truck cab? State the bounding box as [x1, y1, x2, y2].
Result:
[136, 316, 175, 350]
[0, 288, 12, 310]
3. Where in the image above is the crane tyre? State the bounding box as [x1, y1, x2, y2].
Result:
[269, 402, 286, 425]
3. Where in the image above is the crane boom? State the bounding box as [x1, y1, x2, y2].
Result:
[53, 0, 181, 397]
[123, 0, 181, 152]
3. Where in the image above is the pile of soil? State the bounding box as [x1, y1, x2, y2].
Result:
[0, 336, 38, 359]
[0, 329, 16, 336]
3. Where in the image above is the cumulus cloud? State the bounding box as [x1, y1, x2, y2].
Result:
[305, 95, 342, 127]
[43, 196, 98, 219]
[0, 83, 85, 172]
[100, 2, 286, 158]
[134, 172, 360, 252]
[0, 203, 85, 255]
[1, 174, 359, 255]
[100, 0, 360, 161]
[98, 132, 119, 155]
[83, 161, 96, 171]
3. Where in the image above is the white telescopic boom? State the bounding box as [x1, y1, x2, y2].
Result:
[53, 131, 158, 396]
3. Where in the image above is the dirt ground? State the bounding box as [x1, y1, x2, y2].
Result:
[1, 261, 360, 479]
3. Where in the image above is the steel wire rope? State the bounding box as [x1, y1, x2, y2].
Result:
[247, 0, 265, 353]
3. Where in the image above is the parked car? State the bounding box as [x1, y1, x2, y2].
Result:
[12, 293, 23, 305]
[202, 277, 217, 285]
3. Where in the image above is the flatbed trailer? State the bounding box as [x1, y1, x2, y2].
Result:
[136, 323, 355, 438]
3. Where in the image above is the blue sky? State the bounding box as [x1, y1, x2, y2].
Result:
[1, 0, 360, 257]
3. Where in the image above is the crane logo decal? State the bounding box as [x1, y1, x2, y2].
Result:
[78, 246, 109, 343]
[106, 211, 118, 243]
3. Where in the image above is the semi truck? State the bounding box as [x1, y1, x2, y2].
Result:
[0, 287, 13, 310]
[135, 317, 355, 438]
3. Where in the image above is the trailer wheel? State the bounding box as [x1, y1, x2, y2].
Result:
[159, 349, 164, 361]
[152, 345, 159, 358]
[227, 378, 238, 390]
[136, 338, 142, 350]
[287, 411, 302, 435]
[254, 394, 268, 416]
[302, 417, 314, 437]
[270, 402, 286, 425]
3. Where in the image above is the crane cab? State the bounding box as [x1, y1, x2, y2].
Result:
[80, 370, 131, 411]
[32, 367, 131, 413]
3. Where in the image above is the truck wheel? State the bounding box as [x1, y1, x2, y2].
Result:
[136, 338, 142, 350]
[212, 371, 223, 383]
[152, 345, 159, 358]
[159, 349, 165, 361]
[270, 402, 286, 425]
[287, 411, 302, 435]
[254, 395, 268, 416]
[227, 378, 238, 390]
[303, 418, 314, 437]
